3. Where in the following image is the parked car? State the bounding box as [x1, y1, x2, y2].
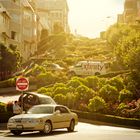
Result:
[43, 63, 64, 71]
[68, 61, 110, 76]
[18, 92, 56, 111]
[7, 104, 78, 135]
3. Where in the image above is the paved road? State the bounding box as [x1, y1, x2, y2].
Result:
[0, 122, 140, 140]
[0, 94, 19, 103]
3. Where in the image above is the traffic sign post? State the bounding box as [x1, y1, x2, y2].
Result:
[16, 77, 29, 91]
[16, 77, 29, 113]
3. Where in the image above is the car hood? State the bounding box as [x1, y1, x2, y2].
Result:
[10, 114, 52, 119]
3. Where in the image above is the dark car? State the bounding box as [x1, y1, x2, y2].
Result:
[18, 92, 56, 111]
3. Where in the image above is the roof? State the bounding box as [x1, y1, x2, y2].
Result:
[22, 92, 52, 98]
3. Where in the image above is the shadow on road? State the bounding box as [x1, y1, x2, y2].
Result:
[5, 130, 77, 138]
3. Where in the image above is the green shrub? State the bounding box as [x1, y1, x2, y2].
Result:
[75, 85, 96, 104]
[117, 103, 128, 111]
[78, 103, 88, 112]
[53, 83, 66, 90]
[53, 86, 69, 96]
[53, 94, 66, 105]
[37, 87, 53, 97]
[99, 84, 119, 103]
[67, 79, 83, 88]
[85, 76, 99, 90]
[98, 78, 107, 89]
[37, 87, 50, 93]
[36, 72, 56, 86]
[119, 89, 134, 102]
[116, 103, 129, 116]
[0, 102, 7, 113]
[88, 96, 106, 113]
[43, 92, 53, 97]
[71, 77, 87, 86]
[65, 93, 77, 109]
[108, 77, 124, 91]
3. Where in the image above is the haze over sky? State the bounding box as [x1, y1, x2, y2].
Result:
[67, 0, 125, 38]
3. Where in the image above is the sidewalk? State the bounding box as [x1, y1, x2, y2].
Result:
[0, 123, 8, 135]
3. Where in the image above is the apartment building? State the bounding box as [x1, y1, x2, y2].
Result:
[0, 3, 11, 46]
[0, 0, 38, 61]
[31, 0, 69, 33]
[22, 0, 38, 60]
[118, 0, 140, 24]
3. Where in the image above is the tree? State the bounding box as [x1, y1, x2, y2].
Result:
[0, 43, 21, 80]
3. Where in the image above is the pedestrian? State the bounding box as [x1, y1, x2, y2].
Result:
[13, 101, 22, 115]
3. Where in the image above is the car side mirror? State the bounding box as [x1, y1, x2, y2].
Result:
[54, 110, 60, 115]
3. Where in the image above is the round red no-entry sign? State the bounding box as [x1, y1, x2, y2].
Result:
[16, 77, 29, 91]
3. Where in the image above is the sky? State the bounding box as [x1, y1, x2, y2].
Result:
[67, 0, 125, 38]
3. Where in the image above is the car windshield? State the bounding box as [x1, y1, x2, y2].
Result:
[27, 106, 54, 114]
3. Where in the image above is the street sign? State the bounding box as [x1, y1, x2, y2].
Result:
[16, 77, 29, 91]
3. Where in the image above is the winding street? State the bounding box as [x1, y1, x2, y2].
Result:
[0, 122, 140, 140]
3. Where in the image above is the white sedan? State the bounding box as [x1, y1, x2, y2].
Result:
[7, 104, 78, 135]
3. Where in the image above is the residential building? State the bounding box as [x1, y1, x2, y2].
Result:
[31, 0, 69, 33]
[0, 0, 38, 61]
[0, 3, 11, 46]
[118, 0, 140, 24]
[22, 0, 38, 60]
[123, 0, 137, 23]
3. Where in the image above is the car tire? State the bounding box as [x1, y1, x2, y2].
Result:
[43, 121, 52, 134]
[67, 71, 76, 78]
[11, 130, 22, 136]
[95, 72, 100, 76]
[67, 120, 75, 132]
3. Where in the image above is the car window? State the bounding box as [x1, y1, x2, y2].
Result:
[55, 106, 69, 113]
[27, 106, 54, 114]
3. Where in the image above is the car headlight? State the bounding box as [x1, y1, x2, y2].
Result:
[8, 119, 15, 123]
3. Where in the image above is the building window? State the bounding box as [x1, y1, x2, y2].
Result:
[11, 31, 16, 40]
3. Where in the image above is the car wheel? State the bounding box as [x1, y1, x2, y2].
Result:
[67, 120, 75, 132]
[43, 121, 52, 134]
[95, 72, 100, 76]
[11, 130, 22, 135]
[67, 71, 76, 78]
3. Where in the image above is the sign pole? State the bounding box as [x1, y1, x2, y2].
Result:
[21, 91, 24, 113]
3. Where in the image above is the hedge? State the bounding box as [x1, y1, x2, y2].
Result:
[73, 110, 140, 127]
[98, 70, 130, 78]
